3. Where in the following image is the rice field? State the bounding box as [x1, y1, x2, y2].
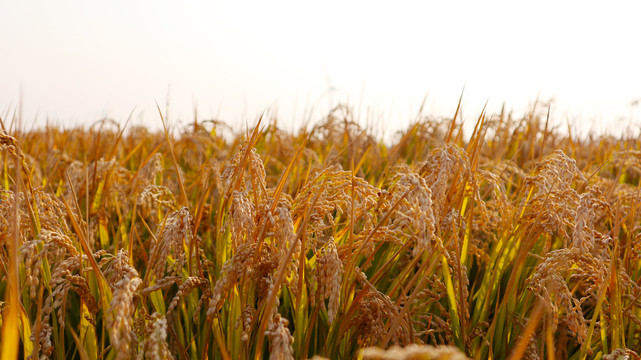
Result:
[1, 103, 641, 359]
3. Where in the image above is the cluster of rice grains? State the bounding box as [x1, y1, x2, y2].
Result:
[1, 107, 641, 360]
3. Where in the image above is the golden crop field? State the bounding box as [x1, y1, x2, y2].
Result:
[1, 104, 640, 360]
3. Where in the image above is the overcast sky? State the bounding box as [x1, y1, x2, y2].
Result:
[2, 1, 641, 136]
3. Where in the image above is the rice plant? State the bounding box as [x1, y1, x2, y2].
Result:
[1, 104, 640, 359]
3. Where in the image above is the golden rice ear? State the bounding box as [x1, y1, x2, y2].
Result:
[291, 166, 379, 250]
[101, 249, 143, 360]
[360, 344, 469, 360]
[266, 313, 295, 360]
[108, 274, 142, 360]
[315, 239, 343, 324]
[206, 243, 258, 317]
[137, 312, 173, 360]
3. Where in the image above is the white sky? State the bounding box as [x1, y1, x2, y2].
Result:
[2, 1, 641, 137]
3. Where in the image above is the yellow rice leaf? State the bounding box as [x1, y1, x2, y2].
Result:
[1, 297, 19, 360]
[18, 305, 33, 360]
[80, 303, 98, 360]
